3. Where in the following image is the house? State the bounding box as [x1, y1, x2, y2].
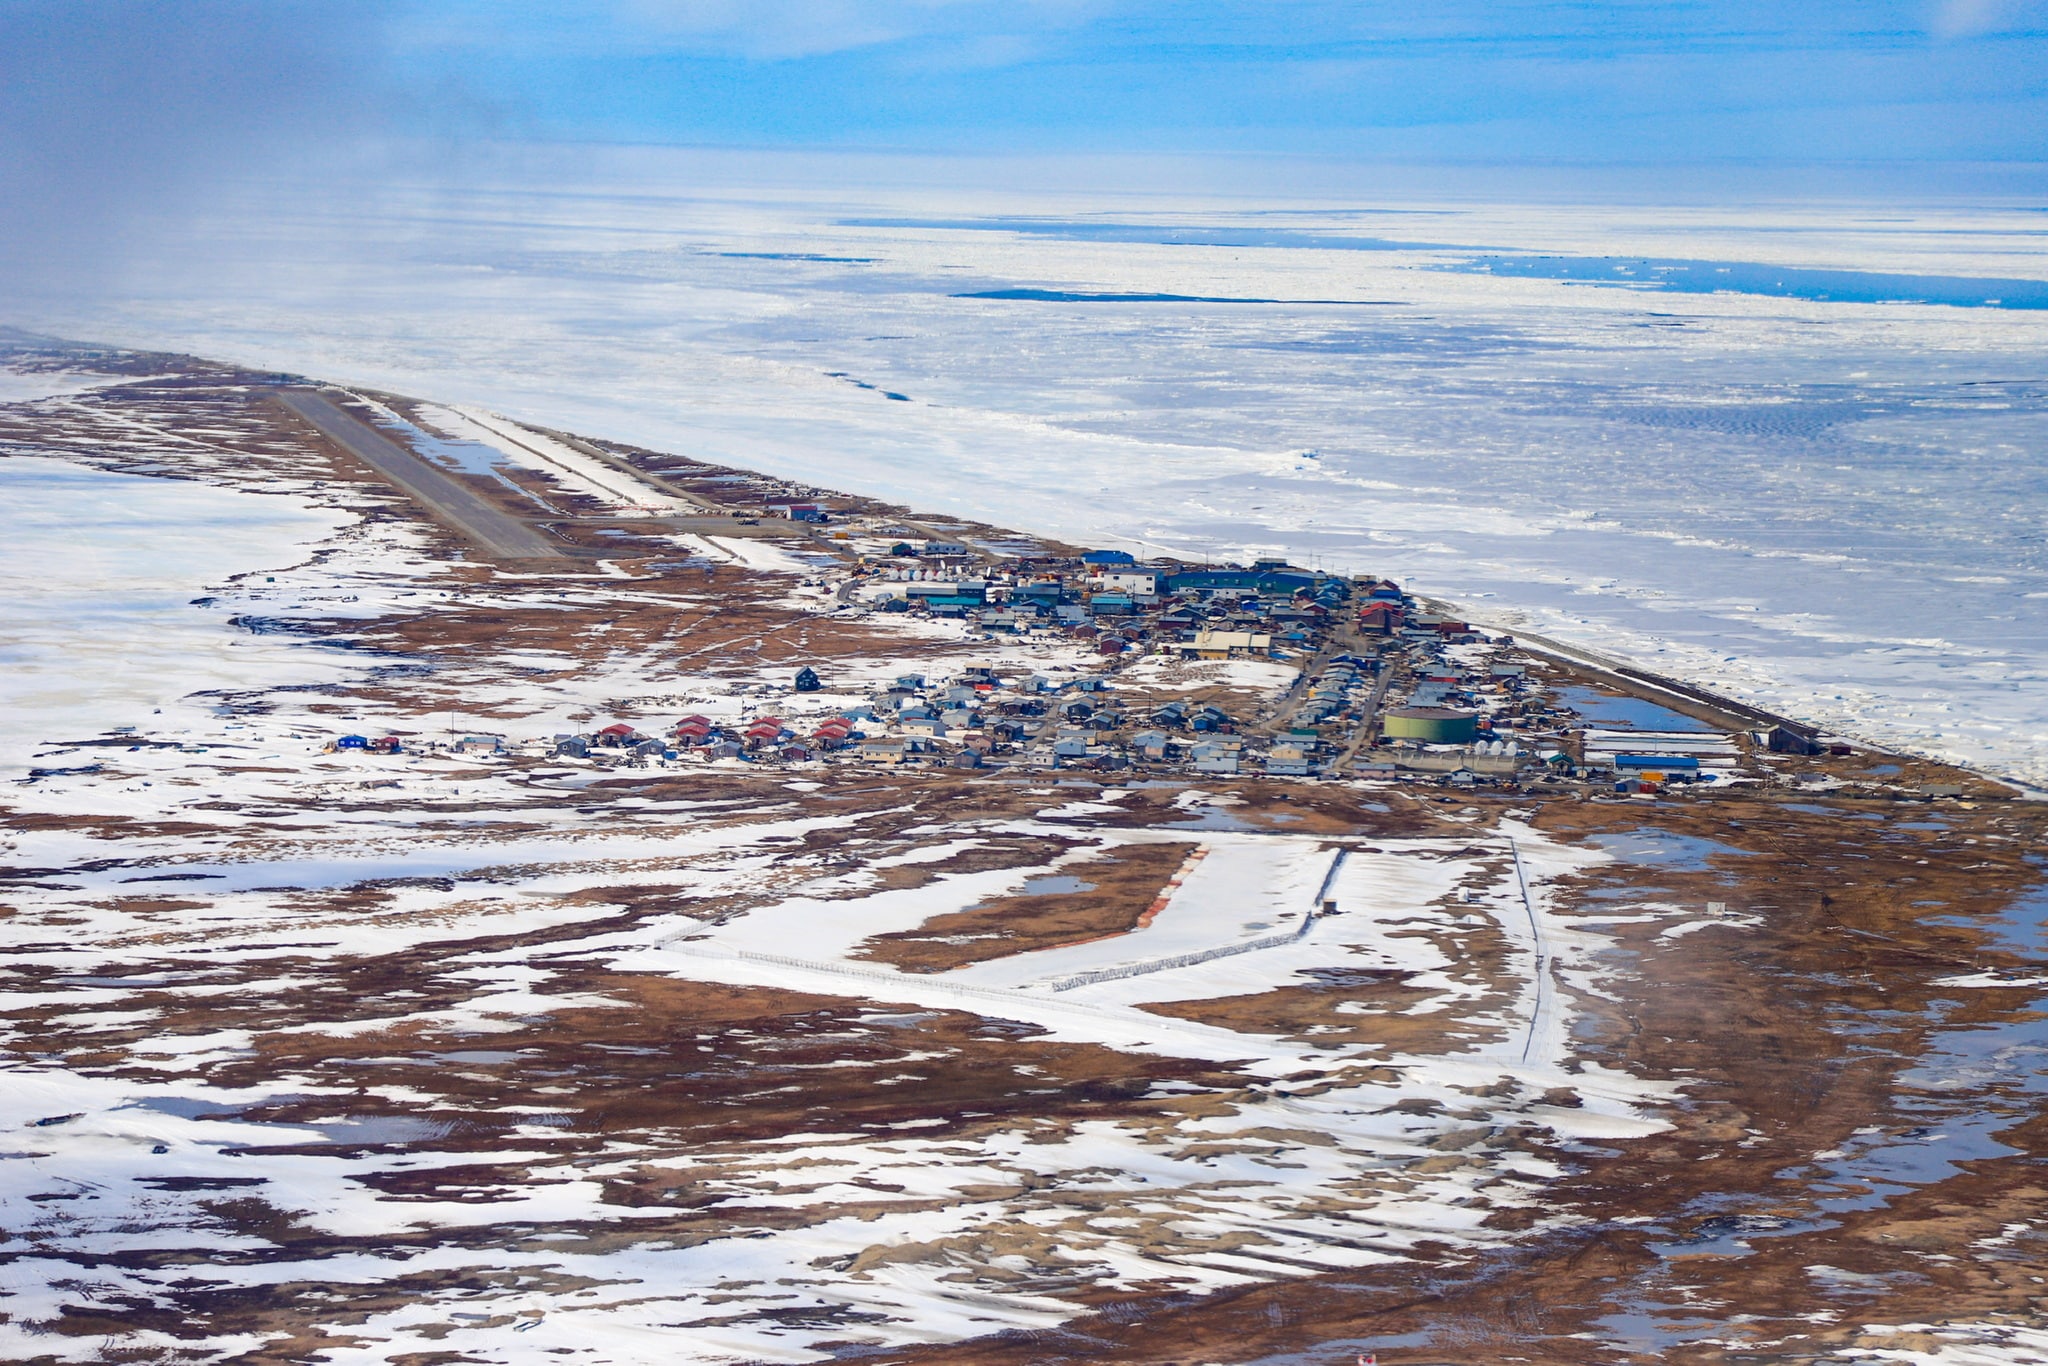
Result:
[1181, 629, 1273, 659]
[1190, 741, 1240, 775]
[875, 688, 919, 714]
[368, 736, 403, 754]
[900, 715, 947, 738]
[1265, 737, 1313, 776]
[1052, 736, 1091, 760]
[454, 735, 504, 757]
[860, 738, 909, 764]
[1760, 724, 1825, 755]
[334, 734, 368, 751]
[1130, 729, 1172, 760]
[595, 722, 638, 748]
[951, 749, 984, 769]
[906, 581, 985, 608]
[555, 735, 590, 758]
[1090, 568, 1157, 594]
[794, 666, 822, 692]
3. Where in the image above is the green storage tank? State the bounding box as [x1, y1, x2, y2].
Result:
[1382, 706, 1479, 744]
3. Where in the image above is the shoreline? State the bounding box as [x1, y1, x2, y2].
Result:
[8, 319, 2041, 797]
[0, 331, 2024, 804]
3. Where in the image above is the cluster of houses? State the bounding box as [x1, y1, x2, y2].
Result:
[549, 715, 841, 764]
[485, 556, 1606, 782]
[325, 734, 405, 755]
[317, 538, 1792, 795]
[856, 549, 1360, 661]
[849, 665, 1265, 773]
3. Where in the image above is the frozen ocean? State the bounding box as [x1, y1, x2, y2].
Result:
[14, 153, 2047, 788]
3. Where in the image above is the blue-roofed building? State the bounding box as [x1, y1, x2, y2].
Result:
[1163, 568, 1320, 595]
[1081, 549, 1136, 565]
[1612, 754, 1700, 772]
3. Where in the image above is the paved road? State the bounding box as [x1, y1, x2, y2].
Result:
[275, 389, 565, 560]
[652, 515, 811, 539]
[1333, 660, 1401, 773]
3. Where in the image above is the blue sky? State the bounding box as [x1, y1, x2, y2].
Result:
[2, 0, 2045, 281]
[396, 0, 2048, 161]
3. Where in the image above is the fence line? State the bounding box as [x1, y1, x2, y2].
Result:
[1312, 848, 1350, 909]
[673, 844, 1360, 1004]
[1048, 847, 1348, 992]
[1507, 838, 1549, 1065]
[677, 941, 1127, 1019]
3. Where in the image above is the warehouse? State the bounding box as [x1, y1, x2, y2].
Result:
[1381, 706, 1480, 745]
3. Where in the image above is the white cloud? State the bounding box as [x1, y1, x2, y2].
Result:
[1929, 0, 2045, 38]
[618, 0, 1093, 60]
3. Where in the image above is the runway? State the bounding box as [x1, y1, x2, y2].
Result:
[275, 388, 566, 560]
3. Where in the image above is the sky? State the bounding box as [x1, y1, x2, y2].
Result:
[0, 0, 2044, 288]
[396, 0, 2048, 161]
